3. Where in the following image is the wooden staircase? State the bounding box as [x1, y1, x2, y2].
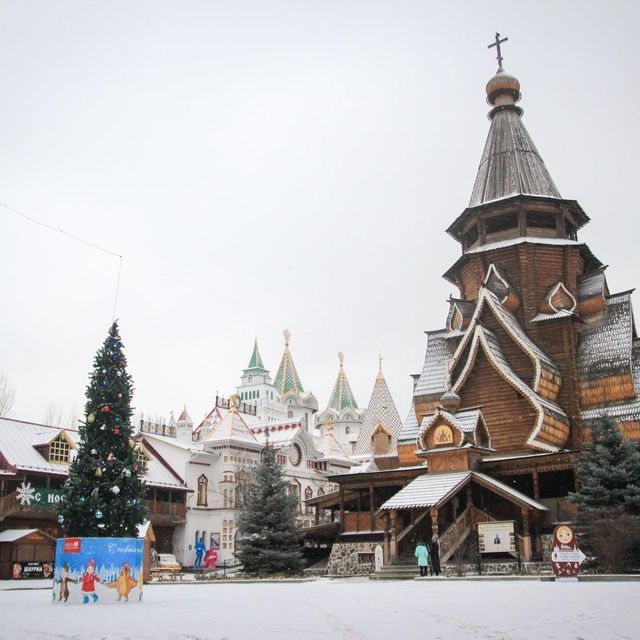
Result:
[371, 504, 498, 579]
[439, 505, 495, 563]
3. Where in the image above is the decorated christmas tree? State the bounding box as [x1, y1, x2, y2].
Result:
[57, 321, 147, 537]
[236, 440, 304, 576]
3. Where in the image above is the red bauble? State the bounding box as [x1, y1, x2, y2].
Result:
[114, 428, 120, 435]
[102, 406, 111, 413]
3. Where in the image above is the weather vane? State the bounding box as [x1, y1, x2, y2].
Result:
[488, 32, 508, 69]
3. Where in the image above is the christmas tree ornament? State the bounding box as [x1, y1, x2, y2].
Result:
[102, 405, 111, 413]
[107, 453, 115, 462]
[111, 486, 121, 495]
[95, 467, 103, 477]
[114, 428, 120, 435]
[87, 413, 95, 423]
[97, 523, 105, 529]
[57, 515, 64, 524]
[100, 425, 106, 431]
[91, 449, 97, 455]
[95, 510, 103, 519]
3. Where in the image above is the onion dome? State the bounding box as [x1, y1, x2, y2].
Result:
[486, 68, 522, 116]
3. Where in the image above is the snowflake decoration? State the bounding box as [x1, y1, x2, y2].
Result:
[16, 481, 36, 507]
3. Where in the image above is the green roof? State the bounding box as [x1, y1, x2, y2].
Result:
[247, 338, 266, 371]
[328, 357, 358, 412]
[273, 331, 304, 395]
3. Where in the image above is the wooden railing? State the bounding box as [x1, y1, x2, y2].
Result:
[396, 510, 430, 545]
[0, 491, 18, 519]
[343, 511, 386, 533]
[439, 505, 496, 564]
[145, 500, 186, 521]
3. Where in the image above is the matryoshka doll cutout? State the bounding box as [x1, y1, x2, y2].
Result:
[551, 524, 584, 580]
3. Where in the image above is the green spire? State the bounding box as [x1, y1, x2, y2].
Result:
[327, 352, 357, 412]
[247, 338, 265, 370]
[273, 329, 304, 396]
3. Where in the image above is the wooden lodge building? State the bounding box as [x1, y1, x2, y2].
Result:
[306, 55, 639, 573]
[0, 417, 189, 554]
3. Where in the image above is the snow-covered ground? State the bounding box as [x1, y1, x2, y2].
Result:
[0, 577, 638, 639]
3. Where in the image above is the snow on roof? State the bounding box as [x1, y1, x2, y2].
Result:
[0, 418, 78, 475]
[581, 337, 640, 423]
[577, 292, 635, 383]
[468, 102, 561, 208]
[355, 369, 402, 455]
[205, 409, 259, 447]
[398, 402, 420, 444]
[251, 421, 301, 447]
[531, 309, 576, 323]
[413, 330, 451, 399]
[464, 236, 581, 255]
[0, 529, 40, 542]
[380, 471, 548, 511]
[578, 267, 608, 300]
[380, 472, 470, 509]
[0, 417, 186, 490]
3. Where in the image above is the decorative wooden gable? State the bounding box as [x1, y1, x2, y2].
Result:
[371, 422, 392, 456]
[533, 282, 578, 319]
[418, 408, 491, 452]
[577, 267, 609, 316]
[451, 286, 562, 402]
[484, 263, 520, 312]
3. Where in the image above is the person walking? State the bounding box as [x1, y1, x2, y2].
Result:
[415, 541, 429, 577]
[430, 534, 441, 576]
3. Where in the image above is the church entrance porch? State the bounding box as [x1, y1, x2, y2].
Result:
[379, 471, 548, 567]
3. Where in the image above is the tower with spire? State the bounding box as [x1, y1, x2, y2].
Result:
[315, 37, 640, 573]
[355, 360, 402, 459]
[316, 352, 362, 451]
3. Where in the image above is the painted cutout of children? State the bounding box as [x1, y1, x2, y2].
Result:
[194, 536, 206, 568]
[204, 548, 218, 570]
[415, 541, 429, 577]
[81, 559, 101, 604]
[57, 562, 77, 602]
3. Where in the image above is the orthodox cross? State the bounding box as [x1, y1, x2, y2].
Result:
[283, 328, 291, 347]
[379, 353, 383, 371]
[338, 351, 344, 367]
[488, 32, 508, 68]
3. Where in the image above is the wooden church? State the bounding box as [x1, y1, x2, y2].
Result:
[307, 37, 639, 572]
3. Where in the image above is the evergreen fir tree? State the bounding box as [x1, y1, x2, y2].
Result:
[570, 417, 640, 515]
[236, 440, 304, 576]
[57, 321, 147, 537]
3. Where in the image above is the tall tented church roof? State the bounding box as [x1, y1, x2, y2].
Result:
[273, 329, 304, 396]
[468, 67, 561, 207]
[355, 368, 402, 455]
[245, 338, 267, 372]
[327, 352, 358, 412]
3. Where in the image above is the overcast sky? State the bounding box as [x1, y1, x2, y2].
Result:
[1, 1, 639, 427]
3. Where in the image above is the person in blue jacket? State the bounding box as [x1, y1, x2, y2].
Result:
[194, 535, 206, 568]
[415, 540, 429, 577]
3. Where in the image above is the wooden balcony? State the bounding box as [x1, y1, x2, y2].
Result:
[343, 511, 386, 534]
[145, 500, 186, 525]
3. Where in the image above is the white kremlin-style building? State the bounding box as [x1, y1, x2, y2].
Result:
[137, 330, 404, 567]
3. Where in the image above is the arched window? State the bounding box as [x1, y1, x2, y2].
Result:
[345, 426, 351, 435]
[318, 487, 325, 497]
[197, 475, 208, 507]
[305, 486, 312, 500]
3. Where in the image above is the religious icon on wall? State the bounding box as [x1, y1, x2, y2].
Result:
[434, 425, 454, 445]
